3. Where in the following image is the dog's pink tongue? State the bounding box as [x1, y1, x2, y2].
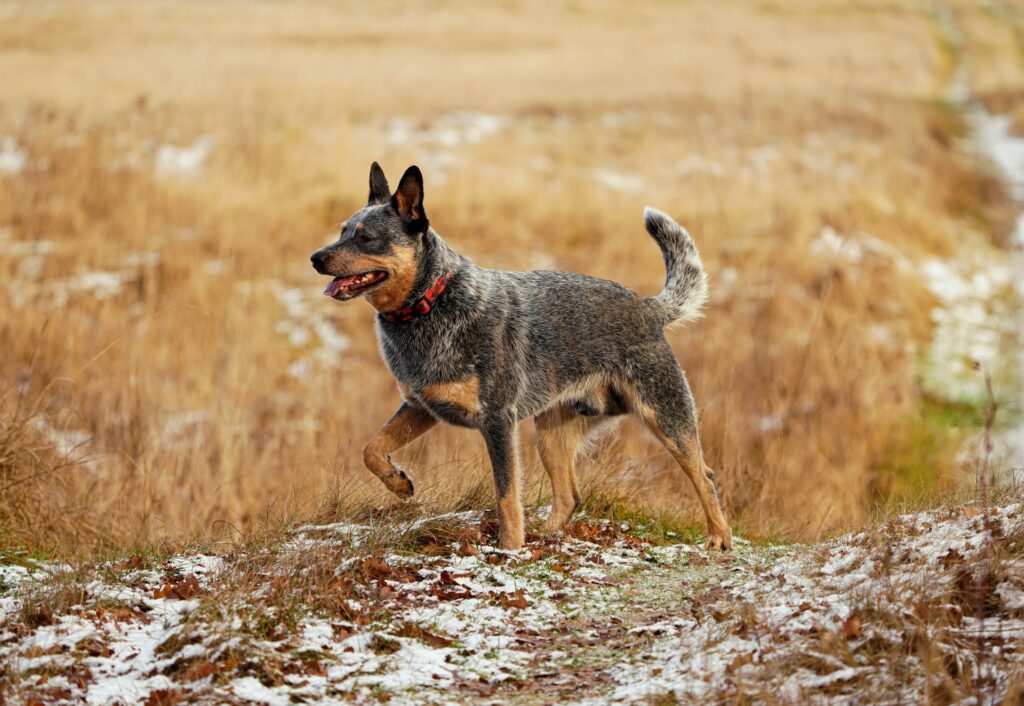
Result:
[324, 277, 348, 298]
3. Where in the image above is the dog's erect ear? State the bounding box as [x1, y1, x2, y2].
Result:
[391, 165, 429, 233]
[368, 162, 391, 205]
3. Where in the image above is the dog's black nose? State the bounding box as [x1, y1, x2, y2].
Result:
[311, 251, 328, 273]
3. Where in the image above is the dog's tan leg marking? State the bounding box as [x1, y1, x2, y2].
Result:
[363, 402, 437, 499]
[496, 448, 525, 551]
[667, 434, 732, 551]
[625, 388, 732, 551]
[481, 411, 525, 550]
[535, 405, 596, 531]
[658, 429, 732, 551]
[420, 377, 481, 416]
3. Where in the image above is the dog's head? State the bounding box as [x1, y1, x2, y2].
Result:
[311, 163, 429, 311]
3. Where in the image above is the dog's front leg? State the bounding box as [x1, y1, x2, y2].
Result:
[363, 402, 437, 499]
[481, 409, 526, 550]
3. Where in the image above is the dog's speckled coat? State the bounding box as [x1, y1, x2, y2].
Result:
[311, 164, 732, 550]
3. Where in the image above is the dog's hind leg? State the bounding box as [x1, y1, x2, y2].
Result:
[363, 402, 437, 499]
[535, 405, 600, 531]
[627, 362, 733, 551]
[661, 430, 732, 551]
[481, 408, 526, 550]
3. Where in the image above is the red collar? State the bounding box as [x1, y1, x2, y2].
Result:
[382, 273, 452, 324]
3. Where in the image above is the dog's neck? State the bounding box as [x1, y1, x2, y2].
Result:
[407, 229, 470, 304]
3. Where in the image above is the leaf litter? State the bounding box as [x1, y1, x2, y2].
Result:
[2, 502, 1023, 704]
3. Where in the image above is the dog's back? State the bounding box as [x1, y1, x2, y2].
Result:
[461, 268, 664, 418]
[397, 206, 708, 421]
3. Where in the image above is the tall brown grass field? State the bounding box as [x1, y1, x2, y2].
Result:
[1, 0, 1022, 556]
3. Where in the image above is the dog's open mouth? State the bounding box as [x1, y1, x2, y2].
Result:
[324, 270, 388, 300]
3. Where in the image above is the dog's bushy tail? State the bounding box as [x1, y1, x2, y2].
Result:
[643, 207, 708, 327]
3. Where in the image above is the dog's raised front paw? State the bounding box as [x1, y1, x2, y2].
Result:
[385, 468, 414, 499]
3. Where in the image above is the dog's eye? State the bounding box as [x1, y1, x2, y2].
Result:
[356, 231, 373, 245]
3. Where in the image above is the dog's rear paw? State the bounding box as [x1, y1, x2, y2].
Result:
[544, 507, 574, 533]
[706, 529, 733, 552]
[544, 517, 567, 533]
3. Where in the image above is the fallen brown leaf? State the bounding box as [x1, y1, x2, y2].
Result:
[695, 586, 725, 608]
[183, 661, 217, 682]
[360, 557, 392, 581]
[726, 652, 754, 674]
[78, 639, 113, 658]
[117, 555, 144, 571]
[396, 622, 454, 648]
[430, 582, 474, 601]
[144, 688, 181, 706]
[961, 505, 983, 520]
[841, 614, 863, 641]
[479, 518, 500, 541]
[153, 575, 201, 600]
[494, 590, 529, 610]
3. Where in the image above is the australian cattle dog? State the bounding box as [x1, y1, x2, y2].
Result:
[311, 163, 732, 550]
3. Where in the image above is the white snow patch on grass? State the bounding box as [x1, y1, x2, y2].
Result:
[0, 135, 28, 174]
[155, 135, 215, 178]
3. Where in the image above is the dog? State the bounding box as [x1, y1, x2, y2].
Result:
[311, 163, 732, 551]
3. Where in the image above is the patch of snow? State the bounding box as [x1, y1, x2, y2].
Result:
[0, 233, 55, 258]
[0, 135, 27, 174]
[229, 677, 293, 705]
[154, 135, 215, 178]
[676, 155, 725, 177]
[166, 554, 224, 577]
[160, 410, 213, 445]
[971, 111, 1024, 220]
[939, 13, 1024, 476]
[591, 169, 645, 193]
[602, 503, 1023, 702]
[32, 417, 93, 462]
[242, 281, 353, 377]
[384, 111, 505, 149]
[810, 226, 913, 271]
[9, 244, 163, 309]
[810, 226, 863, 263]
[748, 145, 780, 174]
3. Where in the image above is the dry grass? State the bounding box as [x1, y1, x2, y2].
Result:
[0, 0, 1021, 556]
[956, 1, 1024, 128]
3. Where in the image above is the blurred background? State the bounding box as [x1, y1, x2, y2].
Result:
[2, 0, 1023, 555]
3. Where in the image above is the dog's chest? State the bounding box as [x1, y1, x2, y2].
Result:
[378, 324, 481, 427]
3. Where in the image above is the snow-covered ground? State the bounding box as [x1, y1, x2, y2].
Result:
[926, 6, 1024, 478]
[961, 102, 1024, 477]
[2, 503, 1022, 704]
